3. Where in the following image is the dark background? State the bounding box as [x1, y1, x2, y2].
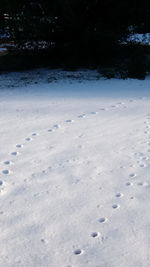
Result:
[0, 0, 150, 78]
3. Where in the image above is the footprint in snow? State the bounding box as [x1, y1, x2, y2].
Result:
[134, 152, 143, 156]
[2, 170, 10, 175]
[99, 217, 108, 223]
[78, 134, 84, 138]
[139, 163, 146, 168]
[78, 145, 83, 149]
[116, 193, 124, 198]
[117, 102, 125, 105]
[137, 182, 148, 186]
[74, 249, 83, 255]
[111, 105, 118, 108]
[129, 173, 136, 178]
[142, 156, 149, 160]
[25, 137, 32, 141]
[4, 161, 12, 165]
[32, 133, 39, 136]
[41, 239, 46, 244]
[53, 124, 61, 129]
[11, 152, 19, 156]
[78, 114, 86, 118]
[0, 181, 7, 195]
[91, 232, 100, 238]
[66, 119, 74, 123]
[91, 111, 98, 114]
[100, 108, 108, 111]
[48, 129, 55, 132]
[126, 182, 133, 186]
[16, 144, 23, 148]
[137, 182, 144, 186]
[112, 204, 120, 209]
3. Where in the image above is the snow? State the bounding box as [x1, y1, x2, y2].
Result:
[0, 69, 150, 266]
[121, 33, 150, 45]
[0, 33, 10, 39]
[0, 48, 7, 52]
[128, 33, 150, 45]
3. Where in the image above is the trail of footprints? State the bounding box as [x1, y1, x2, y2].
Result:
[0, 98, 148, 261]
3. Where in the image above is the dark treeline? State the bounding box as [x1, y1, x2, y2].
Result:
[0, 0, 150, 78]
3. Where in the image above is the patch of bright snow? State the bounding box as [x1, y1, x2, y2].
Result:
[0, 70, 150, 266]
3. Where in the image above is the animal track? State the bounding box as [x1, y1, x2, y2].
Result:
[100, 108, 108, 111]
[117, 102, 124, 105]
[129, 173, 136, 178]
[91, 232, 100, 238]
[74, 249, 83, 255]
[16, 144, 23, 148]
[126, 182, 133, 186]
[137, 182, 148, 187]
[53, 124, 61, 129]
[2, 170, 10, 175]
[48, 129, 54, 132]
[116, 193, 124, 198]
[91, 111, 98, 114]
[25, 138, 32, 141]
[4, 161, 12, 165]
[137, 182, 144, 186]
[32, 133, 38, 136]
[111, 105, 118, 108]
[139, 164, 146, 168]
[66, 120, 74, 123]
[99, 217, 108, 223]
[41, 239, 46, 243]
[112, 204, 120, 209]
[78, 145, 83, 149]
[78, 114, 86, 118]
[0, 103, 145, 255]
[11, 152, 19, 156]
[0, 181, 7, 195]
[142, 156, 149, 160]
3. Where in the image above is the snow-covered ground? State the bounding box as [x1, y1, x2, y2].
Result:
[0, 48, 8, 56]
[128, 33, 150, 45]
[0, 48, 7, 52]
[1, 69, 150, 267]
[122, 33, 150, 45]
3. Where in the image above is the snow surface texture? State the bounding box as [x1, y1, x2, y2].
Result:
[1, 70, 150, 267]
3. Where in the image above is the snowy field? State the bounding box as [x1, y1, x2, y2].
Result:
[1, 69, 150, 267]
